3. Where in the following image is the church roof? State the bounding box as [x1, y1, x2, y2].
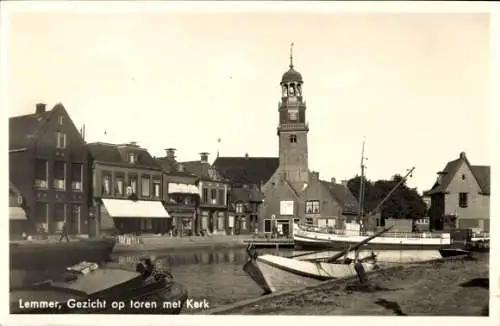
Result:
[212, 156, 279, 186]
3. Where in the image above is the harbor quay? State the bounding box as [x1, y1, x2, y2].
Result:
[112, 234, 254, 253]
[205, 253, 489, 316]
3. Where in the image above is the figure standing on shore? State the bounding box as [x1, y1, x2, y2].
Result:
[59, 221, 70, 243]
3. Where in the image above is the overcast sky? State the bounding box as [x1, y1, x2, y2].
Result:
[2, 5, 492, 193]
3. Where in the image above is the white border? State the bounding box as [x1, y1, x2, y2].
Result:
[1, 1, 499, 326]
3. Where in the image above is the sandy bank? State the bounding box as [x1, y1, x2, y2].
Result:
[206, 253, 489, 316]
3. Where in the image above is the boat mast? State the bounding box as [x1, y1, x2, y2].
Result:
[358, 139, 367, 231]
[367, 167, 416, 216]
[358, 139, 367, 222]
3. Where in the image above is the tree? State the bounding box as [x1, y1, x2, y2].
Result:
[347, 174, 427, 220]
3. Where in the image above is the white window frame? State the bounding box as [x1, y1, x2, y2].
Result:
[56, 132, 67, 149]
[280, 200, 294, 215]
[305, 200, 320, 214]
[153, 180, 161, 198]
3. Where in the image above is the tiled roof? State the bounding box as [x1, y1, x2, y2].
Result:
[212, 157, 279, 186]
[424, 153, 490, 195]
[320, 180, 359, 214]
[9, 110, 53, 150]
[179, 160, 226, 182]
[230, 187, 264, 203]
[155, 157, 198, 178]
[471, 165, 490, 194]
[86, 142, 161, 170]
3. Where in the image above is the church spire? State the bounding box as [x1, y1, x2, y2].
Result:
[289, 42, 294, 69]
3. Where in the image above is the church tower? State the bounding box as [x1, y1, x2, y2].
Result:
[277, 43, 309, 183]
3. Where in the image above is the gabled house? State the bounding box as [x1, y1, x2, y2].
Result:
[213, 155, 278, 234]
[423, 152, 490, 232]
[9, 103, 90, 236]
[179, 153, 229, 235]
[155, 148, 199, 236]
[86, 141, 169, 236]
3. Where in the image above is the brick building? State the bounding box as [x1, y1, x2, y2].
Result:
[9, 103, 90, 235]
[423, 152, 490, 232]
[180, 153, 229, 235]
[86, 142, 169, 236]
[216, 49, 359, 237]
[155, 148, 199, 236]
[213, 155, 278, 234]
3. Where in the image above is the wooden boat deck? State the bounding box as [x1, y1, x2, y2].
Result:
[243, 238, 294, 248]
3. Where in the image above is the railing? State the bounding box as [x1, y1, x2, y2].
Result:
[277, 123, 309, 130]
[34, 179, 48, 189]
[296, 223, 447, 239]
[114, 234, 143, 246]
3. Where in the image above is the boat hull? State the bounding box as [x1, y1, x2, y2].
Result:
[10, 238, 116, 270]
[243, 254, 376, 294]
[294, 233, 450, 251]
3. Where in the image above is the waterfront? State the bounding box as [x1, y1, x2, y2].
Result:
[10, 246, 448, 313]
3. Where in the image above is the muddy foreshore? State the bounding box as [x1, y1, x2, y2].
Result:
[207, 253, 489, 316]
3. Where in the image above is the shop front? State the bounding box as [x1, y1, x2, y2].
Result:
[99, 198, 170, 235]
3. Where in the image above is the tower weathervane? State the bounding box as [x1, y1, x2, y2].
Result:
[290, 42, 294, 68]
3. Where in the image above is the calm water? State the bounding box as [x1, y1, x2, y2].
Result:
[11, 247, 441, 311]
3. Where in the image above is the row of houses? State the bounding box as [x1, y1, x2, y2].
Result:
[8, 103, 265, 237]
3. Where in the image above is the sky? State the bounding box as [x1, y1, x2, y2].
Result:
[2, 6, 492, 194]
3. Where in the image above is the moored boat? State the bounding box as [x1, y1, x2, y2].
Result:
[10, 259, 187, 314]
[293, 223, 452, 251]
[243, 249, 377, 294]
[9, 237, 116, 270]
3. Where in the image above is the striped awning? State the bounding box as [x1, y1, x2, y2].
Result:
[10, 207, 27, 220]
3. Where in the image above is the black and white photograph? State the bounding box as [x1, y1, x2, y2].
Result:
[1, 1, 498, 324]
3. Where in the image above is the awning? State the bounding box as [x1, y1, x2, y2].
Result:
[101, 199, 170, 218]
[168, 183, 199, 195]
[10, 207, 27, 220]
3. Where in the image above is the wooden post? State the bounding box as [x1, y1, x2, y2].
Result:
[354, 262, 367, 284]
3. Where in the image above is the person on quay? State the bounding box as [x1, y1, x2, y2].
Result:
[59, 221, 70, 243]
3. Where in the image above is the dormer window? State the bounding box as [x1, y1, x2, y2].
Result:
[129, 153, 135, 164]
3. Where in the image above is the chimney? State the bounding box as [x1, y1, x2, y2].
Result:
[459, 152, 466, 159]
[165, 148, 176, 160]
[331, 177, 336, 184]
[341, 180, 348, 187]
[35, 103, 46, 114]
[129, 141, 138, 147]
[200, 152, 209, 164]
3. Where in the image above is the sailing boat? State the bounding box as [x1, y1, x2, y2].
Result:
[243, 226, 390, 294]
[293, 141, 452, 251]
